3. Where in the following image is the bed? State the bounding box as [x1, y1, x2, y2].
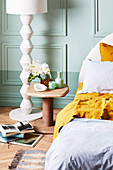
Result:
[45, 33, 113, 170]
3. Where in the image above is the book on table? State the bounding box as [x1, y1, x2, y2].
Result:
[0, 121, 34, 137]
[0, 132, 43, 148]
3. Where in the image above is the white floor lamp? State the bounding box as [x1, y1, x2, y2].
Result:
[6, 0, 47, 121]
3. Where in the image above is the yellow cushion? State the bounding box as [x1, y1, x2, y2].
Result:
[100, 42, 113, 61]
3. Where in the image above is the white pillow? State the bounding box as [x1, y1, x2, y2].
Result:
[78, 59, 113, 94]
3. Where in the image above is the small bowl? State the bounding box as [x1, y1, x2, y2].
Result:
[34, 83, 47, 92]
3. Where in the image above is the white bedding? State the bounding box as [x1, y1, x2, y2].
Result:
[78, 59, 113, 94]
[45, 118, 113, 170]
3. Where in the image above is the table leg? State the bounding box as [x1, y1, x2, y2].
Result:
[30, 97, 54, 134]
[42, 98, 53, 126]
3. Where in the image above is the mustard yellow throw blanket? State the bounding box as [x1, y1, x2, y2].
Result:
[53, 83, 113, 140]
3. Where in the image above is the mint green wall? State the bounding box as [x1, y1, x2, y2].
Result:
[0, 0, 112, 108]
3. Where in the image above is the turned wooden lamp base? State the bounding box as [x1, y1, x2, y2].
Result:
[27, 83, 69, 134]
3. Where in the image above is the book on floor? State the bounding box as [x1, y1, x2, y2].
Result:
[0, 132, 43, 147]
[11, 133, 43, 147]
[0, 132, 24, 143]
[0, 121, 34, 137]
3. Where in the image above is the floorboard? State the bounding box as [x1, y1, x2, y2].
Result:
[0, 107, 61, 170]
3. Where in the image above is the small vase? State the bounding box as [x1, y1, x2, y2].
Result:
[40, 74, 52, 87]
[55, 71, 64, 88]
[41, 79, 50, 87]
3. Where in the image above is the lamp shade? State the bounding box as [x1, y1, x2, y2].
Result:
[6, 0, 47, 15]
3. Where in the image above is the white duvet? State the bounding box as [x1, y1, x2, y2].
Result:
[45, 119, 113, 170]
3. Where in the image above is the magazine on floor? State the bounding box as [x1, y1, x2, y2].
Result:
[11, 133, 43, 147]
[0, 121, 34, 137]
[0, 132, 24, 143]
[0, 132, 43, 147]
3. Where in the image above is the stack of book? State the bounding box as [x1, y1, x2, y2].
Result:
[0, 121, 43, 147]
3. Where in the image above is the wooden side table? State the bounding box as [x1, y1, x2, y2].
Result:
[27, 83, 69, 134]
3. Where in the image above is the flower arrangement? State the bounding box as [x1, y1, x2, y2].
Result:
[27, 60, 51, 83]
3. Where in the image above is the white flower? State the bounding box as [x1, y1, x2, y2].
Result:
[27, 60, 51, 77]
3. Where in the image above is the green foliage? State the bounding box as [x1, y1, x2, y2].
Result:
[28, 73, 40, 82]
[28, 73, 51, 82]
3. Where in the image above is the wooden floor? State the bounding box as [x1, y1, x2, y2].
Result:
[0, 107, 61, 170]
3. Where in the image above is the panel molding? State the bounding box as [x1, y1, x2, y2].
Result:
[93, 0, 109, 37]
[2, 43, 21, 85]
[2, 0, 67, 36]
[33, 44, 67, 83]
[1, 43, 67, 85]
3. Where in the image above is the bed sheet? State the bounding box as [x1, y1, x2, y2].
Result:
[45, 118, 113, 170]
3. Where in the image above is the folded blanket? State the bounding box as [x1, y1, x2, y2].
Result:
[53, 83, 113, 140]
